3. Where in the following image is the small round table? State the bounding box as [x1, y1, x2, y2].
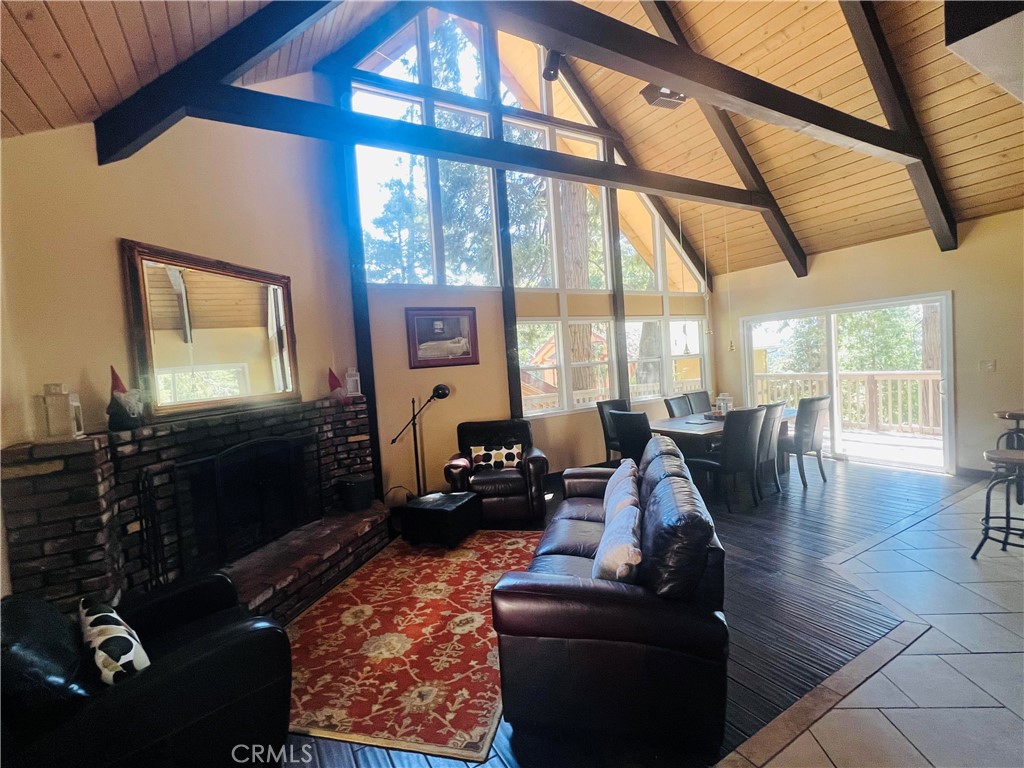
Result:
[972, 448, 1024, 559]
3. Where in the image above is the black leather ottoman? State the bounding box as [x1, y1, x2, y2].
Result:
[401, 492, 481, 548]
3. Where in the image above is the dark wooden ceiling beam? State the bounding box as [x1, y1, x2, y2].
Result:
[443, 1, 927, 166]
[641, 0, 807, 277]
[186, 84, 772, 211]
[94, 1, 336, 164]
[841, 1, 958, 251]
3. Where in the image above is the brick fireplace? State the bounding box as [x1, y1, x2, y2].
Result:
[2, 396, 389, 621]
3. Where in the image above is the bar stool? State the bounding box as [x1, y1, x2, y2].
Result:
[995, 409, 1024, 450]
[971, 448, 1024, 559]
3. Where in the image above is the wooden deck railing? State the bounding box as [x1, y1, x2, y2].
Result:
[754, 371, 942, 435]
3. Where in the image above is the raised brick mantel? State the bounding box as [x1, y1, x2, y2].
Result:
[2, 396, 385, 615]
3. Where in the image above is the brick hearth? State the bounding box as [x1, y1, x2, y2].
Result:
[224, 504, 389, 624]
[1, 396, 386, 615]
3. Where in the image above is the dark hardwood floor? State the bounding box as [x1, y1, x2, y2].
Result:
[285, 460, 973, 768]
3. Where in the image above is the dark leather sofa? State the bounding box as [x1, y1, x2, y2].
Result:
[491, 437, 728, 759]
[1, 573, 291, 768]
[444, 418, 548, 525]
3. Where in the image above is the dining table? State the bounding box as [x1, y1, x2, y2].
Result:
[650, 407, 798, 470]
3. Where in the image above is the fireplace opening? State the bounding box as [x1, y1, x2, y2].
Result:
[160, 433, 321, 577]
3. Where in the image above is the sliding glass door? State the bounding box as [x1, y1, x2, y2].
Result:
[742, 294, 955, 473]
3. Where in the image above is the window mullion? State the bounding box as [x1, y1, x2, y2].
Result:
[425, 155, 445, 285]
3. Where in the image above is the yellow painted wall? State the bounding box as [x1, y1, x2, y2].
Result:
[367, 286, 510, 501]
[710, 210, 1024, 472]
[1, 109, 353, 441]
[151, 328, 276, 398]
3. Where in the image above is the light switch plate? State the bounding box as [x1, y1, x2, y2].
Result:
[979, 359, 997, 372]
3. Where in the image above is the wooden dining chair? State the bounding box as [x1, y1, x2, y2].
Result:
[609, 410, 652, 465]
[596, 398, 629, 462]
[686, 406, 765, 513]
[664, 395, 693, 418]
[754, 401, 786, 501]
[685, 390, 713, 415]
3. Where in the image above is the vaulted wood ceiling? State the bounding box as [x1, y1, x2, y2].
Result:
[2, 1, 1021, 276]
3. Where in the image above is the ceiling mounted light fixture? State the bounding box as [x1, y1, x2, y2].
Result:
[543, 49, 562, 81]
[640, 83, 688, 109]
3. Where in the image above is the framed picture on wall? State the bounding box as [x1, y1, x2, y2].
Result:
[405, 307, 479, 369]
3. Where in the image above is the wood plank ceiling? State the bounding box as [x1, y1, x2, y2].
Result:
[2, 1, 1021, 276]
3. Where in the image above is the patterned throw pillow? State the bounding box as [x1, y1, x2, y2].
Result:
[79, 598, 151, 685]
[470, 443, 523, 473]
[592, 505, 643, 583]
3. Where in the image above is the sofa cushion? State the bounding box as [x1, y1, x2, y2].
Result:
[527, 554, 595, 579]
[638, 454, 690, 507]
[605, 459, 637, 497]
[469, 468, 526, 497]
[535, 519, 605, 559]
[592, 505, 643, 583]
[640, 476, 715, 600]
[638, 435, 683, 475]
[551, 496, 605, 523]
[604, 475, 639, 524]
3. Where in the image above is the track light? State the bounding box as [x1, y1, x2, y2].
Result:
[543, 49, 562, 81]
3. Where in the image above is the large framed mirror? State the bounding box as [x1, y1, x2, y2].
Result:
[121, 240, 299, 419]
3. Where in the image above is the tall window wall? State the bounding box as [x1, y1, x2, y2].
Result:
[342, 7, 708, 416]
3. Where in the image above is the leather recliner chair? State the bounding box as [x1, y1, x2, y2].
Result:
[444, 419, 548, 526]
[1, 573, 291, 768]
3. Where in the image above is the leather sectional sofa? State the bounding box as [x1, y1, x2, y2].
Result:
[491, 436, 728, 759]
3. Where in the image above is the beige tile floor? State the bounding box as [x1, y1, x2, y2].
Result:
[720, 484, 1024, 768]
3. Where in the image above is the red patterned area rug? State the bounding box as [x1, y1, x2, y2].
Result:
[288, 530, 540, 761]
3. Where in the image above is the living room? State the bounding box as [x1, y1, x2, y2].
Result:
[1, 2, 1022, 767]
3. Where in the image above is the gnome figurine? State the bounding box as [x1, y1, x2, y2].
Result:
[328, 368, 346, 402]
[107, 366, 145, 431]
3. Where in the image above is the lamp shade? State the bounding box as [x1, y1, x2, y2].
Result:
[432, 384, 451, 400]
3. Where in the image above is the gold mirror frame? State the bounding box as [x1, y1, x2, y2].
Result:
[120, 239, 301, 420]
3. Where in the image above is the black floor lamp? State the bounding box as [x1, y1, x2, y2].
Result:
[390, 384, 451, 497]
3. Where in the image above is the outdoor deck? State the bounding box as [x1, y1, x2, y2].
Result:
[286, 460, 973, 767]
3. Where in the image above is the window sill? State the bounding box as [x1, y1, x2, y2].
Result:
[524, 405, 600, 421]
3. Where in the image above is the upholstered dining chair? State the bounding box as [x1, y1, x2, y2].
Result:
[685, 390, 713, 415]
[754, 401, 787, 501]
[608, 410, 652, 465]
[444, 419, 548, 525]
[664, 395, 694, 418]
[596, 398, 630, 462]
[687, 406, 766, 513]
[779, 395, 831, 487]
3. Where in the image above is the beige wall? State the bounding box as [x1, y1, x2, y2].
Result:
[710, 210, 1024, 472]
[1, 115, 354, 441]
[368, 286, 510, 501]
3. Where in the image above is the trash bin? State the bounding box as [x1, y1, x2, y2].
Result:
[337, 472, 375, 512]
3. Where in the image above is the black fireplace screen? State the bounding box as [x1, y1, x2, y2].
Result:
[146, 433, 321, 580]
